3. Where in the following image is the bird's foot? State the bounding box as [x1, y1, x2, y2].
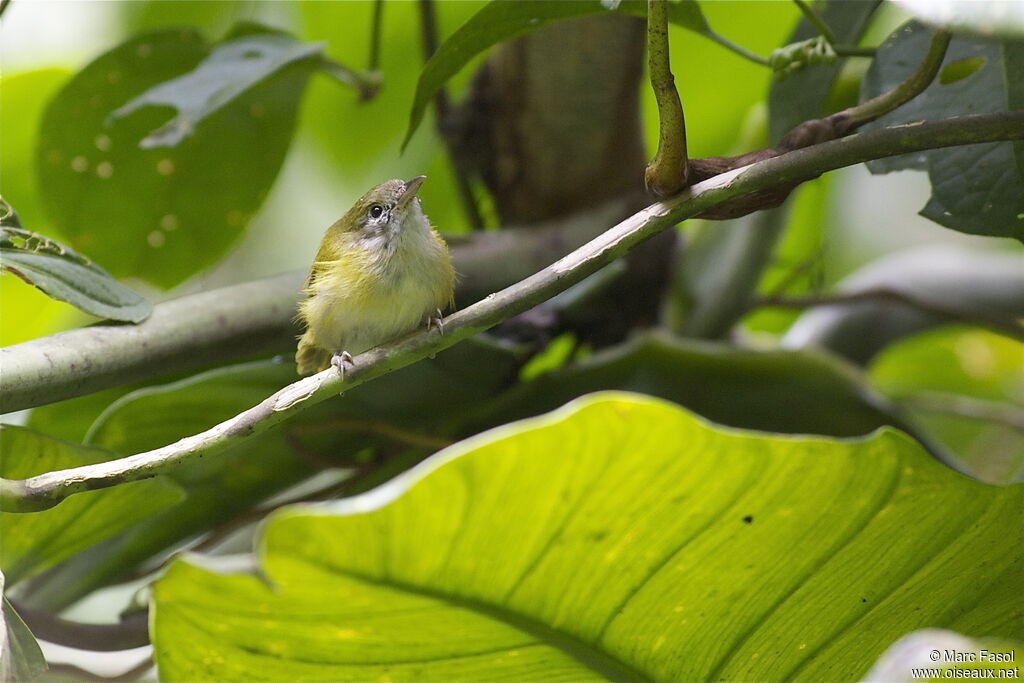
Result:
[427, 308, 445, 336]
[331, 351, 355, 379]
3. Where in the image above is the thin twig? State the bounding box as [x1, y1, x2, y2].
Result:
[418, 0, 485, 231]
[790, 1, 874, 58]
[792, 0, 836, 45]
[290, 417, 453, 452]
[755, 289, 1024, 341]
[903, 392, 1024, 432]
[644, 0, 688, 197]
[839, 29, 951, 128]
[3, 111, 1023, 513]
[10, 601, 149, 651]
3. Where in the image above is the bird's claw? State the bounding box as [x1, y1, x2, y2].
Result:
[427, 308, 445, 336]
[331, 351, 355, 379]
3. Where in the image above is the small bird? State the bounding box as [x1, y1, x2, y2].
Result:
[295, 176, 455, 375]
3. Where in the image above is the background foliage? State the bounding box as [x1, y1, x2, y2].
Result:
[1, 1, 1022, 681]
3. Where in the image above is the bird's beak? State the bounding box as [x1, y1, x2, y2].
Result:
[398, 175, 426, 209]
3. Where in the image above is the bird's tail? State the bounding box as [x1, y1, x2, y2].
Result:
[295, 331, 332, 375]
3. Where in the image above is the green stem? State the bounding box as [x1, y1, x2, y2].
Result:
[3, 110, 1023, 512]
[792, 0, 837, 45]
[842, 29, 951, 127]
[644, 0, 688, 196]
[368, 0, 384, 72]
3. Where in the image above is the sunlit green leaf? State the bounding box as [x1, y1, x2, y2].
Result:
[0, 572, 46, 683]
[152, 393, 1024, 681]
[870, 327, 1024, 484]
[862, 22, 1024, 240]
[0, 426, 182, 586]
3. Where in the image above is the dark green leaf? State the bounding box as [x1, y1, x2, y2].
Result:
[862, 22, 1024, 240]
[403, 0, 729, 149]
[36, 27, 312, 288]
[0, 426, 182, 586]
[893, 0, 1024, 39]
[1, 573, 47, 683]
[151, 393, 1024, 681]
[464, 331, 902, 438]
[1, 219, 152, 323]
[768, 0, 881, 141]
[108, 28, 326, 148]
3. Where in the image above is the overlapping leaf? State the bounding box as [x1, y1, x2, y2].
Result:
[152, 393, 1024, 681]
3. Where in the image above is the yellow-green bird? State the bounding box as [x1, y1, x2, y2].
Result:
[295, 176, 455, 375]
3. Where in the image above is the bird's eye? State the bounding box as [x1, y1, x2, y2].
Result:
[368, 204, 385, 220]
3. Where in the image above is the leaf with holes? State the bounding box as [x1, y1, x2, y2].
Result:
[36, 25, 319, 288]
[108, 24, 329, 148]
[861, 22, 1024, 241]
[152, 393, 1023, 681]
[402, 0, 748, 149]
[1, 213, 152, 323]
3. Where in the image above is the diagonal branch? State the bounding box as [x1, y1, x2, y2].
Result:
[2, 111, 1023, 512]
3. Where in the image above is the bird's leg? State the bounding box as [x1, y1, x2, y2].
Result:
[330, 351, 355, 379]
[427, 308, 446, 336]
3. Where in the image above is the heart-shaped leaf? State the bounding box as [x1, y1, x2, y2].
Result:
[152, 393, 1023, 681]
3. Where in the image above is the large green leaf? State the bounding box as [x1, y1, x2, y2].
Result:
[152, 392, 1023, 681]
[402, 0, 741, 149]
[36, 26, 314, 288]
[1, 211, 152, 323]
[861, 22, 1024, 240]
[0, 572, 46, 683]
[893, 0, 1024, 39]
[0, 426, 182, 587]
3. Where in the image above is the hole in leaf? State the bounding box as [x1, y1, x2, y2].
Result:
[242, 50, 263, 60]
[939, 56, 986, 85]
